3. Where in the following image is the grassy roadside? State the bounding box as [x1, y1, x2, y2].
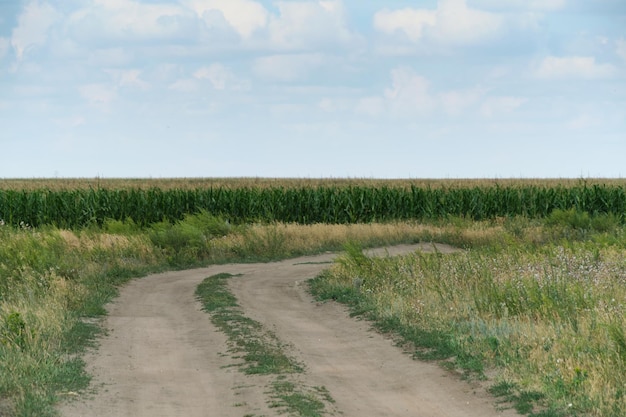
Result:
[195, 273, 336, 416]
[309, 211, 626, 417]
[0, 225, 161, 417]
[3, 208, 623, 416]
[0, 215, 443, 417]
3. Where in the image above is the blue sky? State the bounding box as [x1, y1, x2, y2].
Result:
[1, 0, 625, 178]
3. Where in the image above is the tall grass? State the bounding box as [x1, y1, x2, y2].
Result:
[310, 220, 626, 417]
[0, 216, 445, 416]
[0, 224, 160, 416]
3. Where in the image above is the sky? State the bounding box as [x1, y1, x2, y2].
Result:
[1, 0, 625, 179]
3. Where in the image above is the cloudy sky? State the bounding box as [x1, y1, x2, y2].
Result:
[1, 0, 625, 178]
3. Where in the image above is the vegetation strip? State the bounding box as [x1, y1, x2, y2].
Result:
[0, 215, 445, 417]
[2, 183, 625, 417]
[196, 273, 336, 416]
[310, 214, 626, 417]
[3, 177, 626, 192]
[1, 183, 624, 228]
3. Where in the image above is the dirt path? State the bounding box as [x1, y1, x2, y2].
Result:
[59, 244, 519, 417]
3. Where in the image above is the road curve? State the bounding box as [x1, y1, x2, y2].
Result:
[59, 243, 519, 417]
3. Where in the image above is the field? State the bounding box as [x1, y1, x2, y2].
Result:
[1, 178, 625, 417]
[1, 178, 625, 228]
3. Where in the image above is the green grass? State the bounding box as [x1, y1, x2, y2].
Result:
[195, 273, 302, 375]
[195, 273, 336, 416]
[270, 379, 334, 417]
[0, 230, 157, 417]
[488, 381, 565, 417]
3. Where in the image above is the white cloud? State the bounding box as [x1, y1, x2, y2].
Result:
[0, 37, 9, 60]
[52, 116, 86, 129]
[469, 0, 566, 12]
[566, 113, 598, 130]
[435, 0, 503, 44]
[68, 0, 195, 44]
[86, 48, 133, 67]
[168, 78, 198, 93]
[534, 56, 616, 79]
[617, 38, 626, 62]
[168, 64, 250, 93]
[193, 63, 249, 90]
[356, 66, 492, 119]
[64, 0, 357, 56]
[528, 0, 567, 10]
[374, 9, 436, 42]
[253, 53, 325, 81]
[105, 69, 150, 89]
[318, 96, 353, 113]
[185, 0, 268, 39]
[78, 83, 117, 107]
[440, 87, 485, 116]
[354, 97, 385, 117]
[268, 1, 358, 50]
[374, 0, 503, 46]
[384, 67, 435, 116]
[11, 1, 61, 61]
[480, 96, 527, 118]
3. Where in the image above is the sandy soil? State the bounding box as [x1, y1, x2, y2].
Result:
[59, 243, 520, 417]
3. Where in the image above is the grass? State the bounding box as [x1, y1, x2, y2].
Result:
[489, 381, 551, 416]
[195, 273, 335, 416]
[269, 379, 334, 417]
[195, 273, 303, 375]
[1, 202, 625, 416]
[0, 226, 160, 417]
[309, 215, 626, 417]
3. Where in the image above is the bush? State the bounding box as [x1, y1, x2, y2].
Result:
[544, 209, 621, 240]
[148, 212, 232, 265]
[545, 208, 591, 230]
[103, 217, 140, 235]
[181, 210, 232, 238]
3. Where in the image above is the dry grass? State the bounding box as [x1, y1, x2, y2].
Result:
[317, 235, 626, 416]
[1, 177, 625, 191]
[205, 221, 445, 262]
[58, 229, 153, 253]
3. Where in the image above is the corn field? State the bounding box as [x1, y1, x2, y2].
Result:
[0, 185, 624, 228]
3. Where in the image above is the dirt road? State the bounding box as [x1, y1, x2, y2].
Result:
[59, 244, 519, 417]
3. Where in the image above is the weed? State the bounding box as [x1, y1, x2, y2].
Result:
[196, 273, 336, 416]
[1, 312, 27, 350]
[270, 380, 328, 417]
[196, 274, 303, 375]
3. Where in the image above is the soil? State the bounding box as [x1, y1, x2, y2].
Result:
[59, 243, 520, 417]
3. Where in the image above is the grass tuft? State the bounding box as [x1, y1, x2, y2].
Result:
[196, 273, 336, 415]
